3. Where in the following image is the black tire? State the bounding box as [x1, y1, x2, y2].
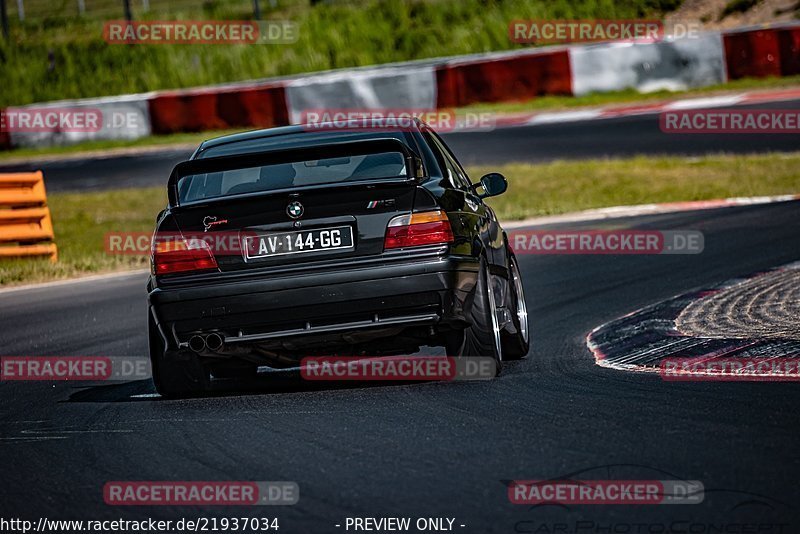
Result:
[446, 257, 502, 376]
[501, 253, 530, 360]
[148, 313, 210, 398]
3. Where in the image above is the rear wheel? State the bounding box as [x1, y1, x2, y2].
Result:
[446, 258, 502, 375]
[501, 254, 530, 360]
[149, 313, 210, 398]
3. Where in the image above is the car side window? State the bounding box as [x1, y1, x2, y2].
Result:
[423, 130, 457, 188]
[429, 131, 473, 192]
[424, 130, 470, 191]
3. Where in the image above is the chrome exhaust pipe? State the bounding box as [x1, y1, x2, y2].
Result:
[205, 332, 224, 352]
[188, 335, 206, 353]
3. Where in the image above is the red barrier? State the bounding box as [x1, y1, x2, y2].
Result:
[436, 50, 572, 108]
[777, 26, 800, 76]
[723, 29, 781, 79]
[216, 85, 289, 129]
[149, 90, 225, 134]
[0, 109, 10, 150]
[148, 84, 289, 134]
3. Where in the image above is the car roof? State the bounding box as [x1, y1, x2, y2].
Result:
[198, 123, 308, 151]
[196, 118, 426, 157]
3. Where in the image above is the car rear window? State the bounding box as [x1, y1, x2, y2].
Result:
[177, 151, 407, 204]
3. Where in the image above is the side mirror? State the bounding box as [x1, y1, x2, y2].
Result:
[473, 173, 507, 198]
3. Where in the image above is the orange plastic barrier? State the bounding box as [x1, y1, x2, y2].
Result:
[0, 171, 58, 262]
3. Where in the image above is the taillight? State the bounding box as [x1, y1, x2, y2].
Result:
[152, 235, 218, 275]
[384, 210, 454, 250]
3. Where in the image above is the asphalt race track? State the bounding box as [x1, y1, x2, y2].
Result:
[2, 200, 799, 530]
[1, 99, 799, 192]
[449, 100, 800, 166]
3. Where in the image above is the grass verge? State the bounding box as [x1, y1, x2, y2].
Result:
[1, 152, 798, 286]
[481, 153, 800, 220]
[1, 0, 681, 106]
[0, 187, 165, 286]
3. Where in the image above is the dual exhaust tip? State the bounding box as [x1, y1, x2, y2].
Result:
[188, 332, 224, 353]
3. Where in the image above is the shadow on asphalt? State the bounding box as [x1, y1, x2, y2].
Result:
[61, 370, 495, 403]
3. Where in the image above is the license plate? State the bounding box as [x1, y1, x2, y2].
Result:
[244, 226, 353, 260]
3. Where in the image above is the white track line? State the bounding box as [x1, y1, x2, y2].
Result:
[0, 269, 149, 295]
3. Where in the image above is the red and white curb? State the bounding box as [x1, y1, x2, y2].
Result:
[585, 262, 800, 378]
[0, 269, 149, 295]
[502, 193, 800, 229]
[477, 87, 800, 131]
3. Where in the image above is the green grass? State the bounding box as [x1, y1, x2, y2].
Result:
[0, 0, 682, 107]
[481, 153, 800, 220]
[0, 187, 165, 285]
[720, 0, 760, 19]
[2, 151, 799, 286]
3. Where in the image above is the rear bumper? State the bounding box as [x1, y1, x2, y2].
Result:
[148, 249, 479, 351]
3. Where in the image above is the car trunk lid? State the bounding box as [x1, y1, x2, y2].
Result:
[165, 139, 424, 272]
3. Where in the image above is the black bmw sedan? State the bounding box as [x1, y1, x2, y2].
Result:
[147, 119, 529, 396]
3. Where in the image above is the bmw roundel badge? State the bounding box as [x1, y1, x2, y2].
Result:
[286, 201, 304, 219]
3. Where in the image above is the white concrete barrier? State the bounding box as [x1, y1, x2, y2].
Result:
[569, 33, 726, 96]
[7, 94, 152, 148]
[285, 65, 437, 124]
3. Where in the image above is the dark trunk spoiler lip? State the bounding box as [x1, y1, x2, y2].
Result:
[168, 138, 425, 208]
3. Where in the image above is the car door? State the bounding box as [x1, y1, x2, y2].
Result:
[424, 128, 508, 270]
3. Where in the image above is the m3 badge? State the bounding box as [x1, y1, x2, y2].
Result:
[367, 199, 396, 209]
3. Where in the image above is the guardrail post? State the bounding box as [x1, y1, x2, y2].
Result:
[0, 0, 9, 39]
